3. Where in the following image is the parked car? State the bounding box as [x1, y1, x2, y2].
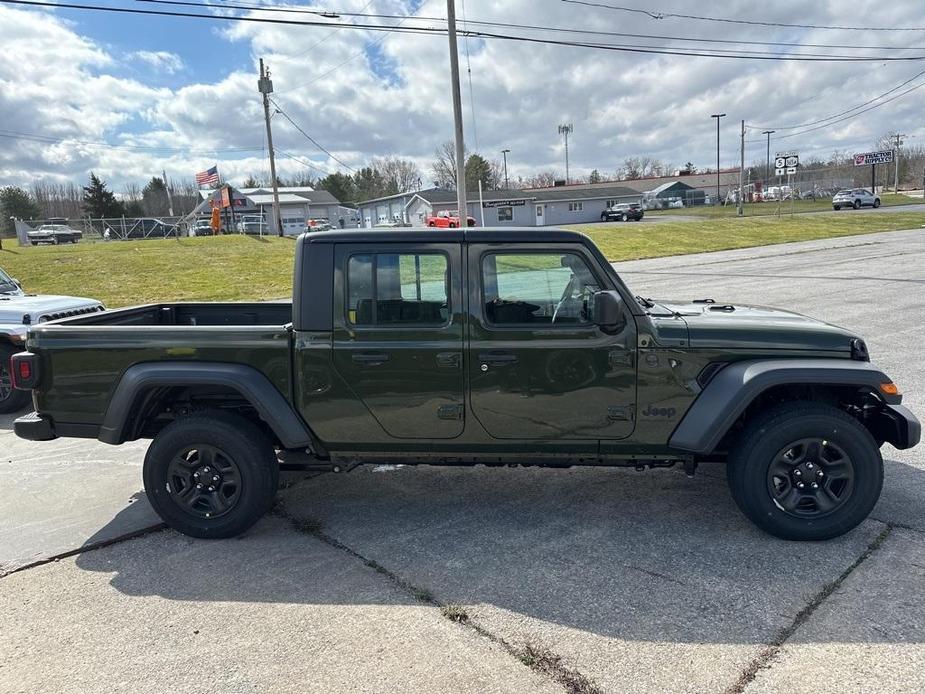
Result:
[190, 218, 213, 236]
[235, 215, 267, 235]
[833, 189, 880, 210]
[426, 210, 476, 228]
[306, 218, 334, 232]
[601, 203, 644, 222]
[13, 228, 919, 541]
[27, 223, 82, 245]
[0, 267, 103, 412]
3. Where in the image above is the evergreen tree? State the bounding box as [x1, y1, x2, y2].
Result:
[142, 176, 169, 216]
[82, 173, 123, 218]
[317, 172, 357, 204]
[588, 169, 603, 184]
[0, 186, 41, 235]
[464, 154, 492, 192]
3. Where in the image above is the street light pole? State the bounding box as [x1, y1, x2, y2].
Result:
[762, 130, 775, 191]
[711, 113, 726, 205]
[446, 0, 467, 222]
[558, 123, 573, 184]
[501, 148, 510, 189]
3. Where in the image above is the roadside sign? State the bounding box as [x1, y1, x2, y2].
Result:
[786, 167, 797, 175]
[854, 150, 894, 166]
[775, 167, 785, 176]
[774, 152, 799, 176]
[774, 157, 786, 169]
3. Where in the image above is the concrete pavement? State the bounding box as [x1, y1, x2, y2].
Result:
[1, 226, 923, 693]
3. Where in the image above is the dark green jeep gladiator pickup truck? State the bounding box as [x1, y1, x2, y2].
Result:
[12, 229, 920, 540]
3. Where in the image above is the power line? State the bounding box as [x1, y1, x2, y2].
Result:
[145, 0, 925, 52]
[288, 0, 375, 59]
[747, 79, 925, 142]
[460, 0, 479, 152]
[275, 149, 334, 176]
[749, 68, 925, 132]
[561, 0, 925, 32]
[275, 5, 419, 94]
[269, 98, 356, 171]
[4, 1, 924, 62]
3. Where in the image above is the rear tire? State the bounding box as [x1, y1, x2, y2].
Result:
[621, 213, 629, 222]
[726, 402, 882, 541]
[143, 412, 280, 539]
[448, 222, 456, 228]
[873, 198, 881, 208]
[853, 199, 861, 209]
[0, 345, 31, 414]
[833, 205, 841, 211]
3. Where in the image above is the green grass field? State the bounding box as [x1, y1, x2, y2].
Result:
[646, 193, 921, 218]
[2, 212, 924, 307]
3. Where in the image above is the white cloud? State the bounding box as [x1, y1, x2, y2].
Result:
[132, 50, 185, 74]
[2, 0, 925, 191]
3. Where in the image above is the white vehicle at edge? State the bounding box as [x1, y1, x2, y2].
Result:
[833, 188, 880, 210]
[0, 267, 104, 412]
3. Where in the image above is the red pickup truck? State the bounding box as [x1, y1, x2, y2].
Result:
[426, 210, 476, 228]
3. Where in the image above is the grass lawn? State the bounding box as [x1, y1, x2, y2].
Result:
[0, 235, 297, 307]
[646, 193, 921, 218]
[569, 211, 925, 263]
[2, 212, 924, 307]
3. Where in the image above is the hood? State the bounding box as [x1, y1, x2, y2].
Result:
[0, 294, 103, 327]
[649, 300, 859, 352]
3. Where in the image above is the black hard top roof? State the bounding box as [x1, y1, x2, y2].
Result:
[300, 227, 590, 245]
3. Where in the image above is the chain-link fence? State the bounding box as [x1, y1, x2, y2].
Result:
[12, 215, 210, 245]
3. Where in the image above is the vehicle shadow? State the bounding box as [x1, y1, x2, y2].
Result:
[74, 457, 925, 645]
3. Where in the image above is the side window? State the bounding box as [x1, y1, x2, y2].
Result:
[482, 252, 601, 326]
[347, 252, 449, 326]
[497, 206, 513, 222]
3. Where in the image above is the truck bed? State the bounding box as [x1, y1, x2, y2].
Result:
[27, 302, 295, 427]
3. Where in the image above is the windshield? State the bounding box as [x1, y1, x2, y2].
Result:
[0, 268, 17, 293]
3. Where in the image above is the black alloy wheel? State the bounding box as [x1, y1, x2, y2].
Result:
[766, 438, 854, 518]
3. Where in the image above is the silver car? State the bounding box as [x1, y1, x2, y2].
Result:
[833, 188, 880, 210]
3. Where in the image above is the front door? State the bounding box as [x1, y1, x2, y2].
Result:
[332, 243, 464, 438]
[467, 245, 636, 440]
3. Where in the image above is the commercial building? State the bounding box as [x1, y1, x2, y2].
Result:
[194, 186, 356, 234]
[356, 184, 641, 228]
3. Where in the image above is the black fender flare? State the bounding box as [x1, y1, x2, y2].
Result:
[668, 359, 902, 454]
[99, 361, 317, 449]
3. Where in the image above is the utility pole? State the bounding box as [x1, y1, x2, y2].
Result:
[711, 113, 725, 205]
[737, 120, 745, 216]
[162, 170, 174, 217]
[446, 0, 467, 223]
[762, 130, 775, 191]
[501, 148, 510, 189]
[558, 124, 573, 184]
[258, 58, 283, 237]
[893, 133, 906, 193]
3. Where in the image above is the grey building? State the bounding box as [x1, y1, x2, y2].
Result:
[194, 186, 356, 235]
[357, 184, 641, 228]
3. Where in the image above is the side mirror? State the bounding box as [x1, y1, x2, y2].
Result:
[590, 290, 625, 332]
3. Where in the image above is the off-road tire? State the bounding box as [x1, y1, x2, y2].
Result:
[726, 402, 883, 541]
[0, 344, 32, 413]
[143, 412, 280, 539]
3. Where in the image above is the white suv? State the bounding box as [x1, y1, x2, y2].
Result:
[832, 189, 880, 210]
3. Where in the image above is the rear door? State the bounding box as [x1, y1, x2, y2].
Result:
[332, 243, 465, 439]
[467, 244, 637, 440]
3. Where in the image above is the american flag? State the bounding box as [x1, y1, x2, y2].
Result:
[195, 165, 219, 187]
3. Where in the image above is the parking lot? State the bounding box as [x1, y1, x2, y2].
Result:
[1, 227, 923, 694]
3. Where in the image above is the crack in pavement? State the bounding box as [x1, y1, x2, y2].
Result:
[271, 499, 603, 694]
[725, 524, 894, 694]
[0, 522, 166, 579]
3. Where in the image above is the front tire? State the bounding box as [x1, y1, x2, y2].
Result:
[726, 402, 883, 541]
[833, 205, 841, 211]
[143, 412, 280, 538]
[621, 213, 629, 222]
[873, 198, 881, 208]
[853, 199, 861, 209]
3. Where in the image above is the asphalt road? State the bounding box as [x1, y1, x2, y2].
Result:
[1, 228, 923, 693]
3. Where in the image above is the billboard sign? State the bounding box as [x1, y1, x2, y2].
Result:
[854, 150, 894, 166]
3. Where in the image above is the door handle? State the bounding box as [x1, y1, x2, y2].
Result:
[478, 352, 518, 364]
[352, 352, 390, 364]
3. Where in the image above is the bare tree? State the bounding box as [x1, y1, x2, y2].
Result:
[521, 170, 560, 188]
[373, 156, 421, 195]
[431, 141, 461, 189]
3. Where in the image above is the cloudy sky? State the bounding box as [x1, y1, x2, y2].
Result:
[1, 0, 924, 191]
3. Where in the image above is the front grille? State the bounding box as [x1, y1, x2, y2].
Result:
[40, 305, 105, 323]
